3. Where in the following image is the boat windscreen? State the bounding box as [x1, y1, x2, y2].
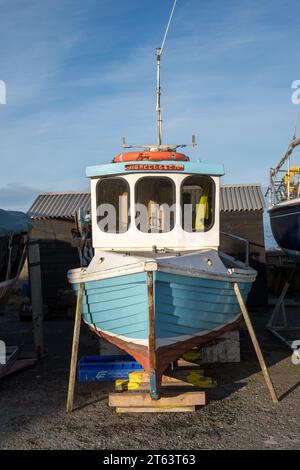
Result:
[96, 177, 130, 233]
[135, 177, 175, 233]
[181, 176, 215, 232]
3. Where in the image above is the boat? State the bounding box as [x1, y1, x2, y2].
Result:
[268, 137, 300, 263]
[68, 1, 257, 399]
[0, 208, 32, 310]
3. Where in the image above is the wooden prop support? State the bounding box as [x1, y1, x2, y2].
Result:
[147, 271, 159, 399]
[234, 283, 278, 404]
[28, 239, 45, 360]
[66, 283, 84, 413]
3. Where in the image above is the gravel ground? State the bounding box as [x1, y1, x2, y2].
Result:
[0, 303, 300, 450]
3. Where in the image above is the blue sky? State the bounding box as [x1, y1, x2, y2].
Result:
[0, 0, 299, 211]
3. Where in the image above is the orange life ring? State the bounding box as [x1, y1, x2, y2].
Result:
[113, 151, 189, 163]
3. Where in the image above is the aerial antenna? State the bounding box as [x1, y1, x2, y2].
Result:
[156, 0, 177, 146]
[160, 0, 177, 55]
[121, 0, 196, 152]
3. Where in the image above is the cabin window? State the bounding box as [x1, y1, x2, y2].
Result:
[96, 177, 130, 233]
[181, 176, 214, 232]
[135, 177, 175, 233]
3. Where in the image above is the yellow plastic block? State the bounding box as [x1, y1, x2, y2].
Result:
[127, 381, 145, 390]
[115, 379, 129, 391]
[183, 348, 202, 362]
[186, 371, 217, 388]
[115, 371, 144, 391]
[183, 369, 205, 377]
[182, 348, 209, 365]
[128, 371, 144, 384]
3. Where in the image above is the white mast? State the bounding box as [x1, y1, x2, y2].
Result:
[156, 47, 162, 146]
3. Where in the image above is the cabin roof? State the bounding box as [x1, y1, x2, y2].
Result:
[85, 161, 225, 178]
[28, 184, 265, 220]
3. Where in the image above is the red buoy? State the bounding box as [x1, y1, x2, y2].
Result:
[113, 151, 189, 163]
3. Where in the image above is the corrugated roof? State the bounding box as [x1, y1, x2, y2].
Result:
[28, 184, 265, 219]
[220, 184, 265, 212]
[28, 191, 90, 219]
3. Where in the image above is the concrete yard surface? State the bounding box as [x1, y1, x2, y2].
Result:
[0, 304, 300, 450]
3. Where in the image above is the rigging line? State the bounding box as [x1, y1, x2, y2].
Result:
[160, 0, 177, 55]
[292, 103, 300, 140]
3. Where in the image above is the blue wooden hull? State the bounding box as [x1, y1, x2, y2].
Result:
[154, 271, 250, 345]
[72, 270, 252, 352]
[79, 272, 149, 340]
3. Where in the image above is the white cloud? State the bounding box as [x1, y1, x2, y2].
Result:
[0, 0, 299, 210]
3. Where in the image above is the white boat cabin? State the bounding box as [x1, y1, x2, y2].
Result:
[86, 161, 224, 254]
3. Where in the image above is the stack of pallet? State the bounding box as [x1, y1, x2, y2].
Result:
[109, 362, 216, 413]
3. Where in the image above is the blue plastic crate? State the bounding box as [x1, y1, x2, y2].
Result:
[77, 355, 144, 382]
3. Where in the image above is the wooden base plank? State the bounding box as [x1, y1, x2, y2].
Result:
[176, 359, 202, 368]
[116, 406, 195, 413]
[129, 370, 205, 383]
[116, 373, 198, 390]
[115, 381, 196, 392]
[109, 391, 205, 408]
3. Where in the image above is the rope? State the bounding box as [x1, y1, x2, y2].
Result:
[292, 103, 300, 140]
[160, 0, 177, 55]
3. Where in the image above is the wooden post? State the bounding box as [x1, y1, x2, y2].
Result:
[234, 283, 278, 404]
[147, 271, 159, 400]
[28, 239, 44, 360]
[66, 283, 84, 413]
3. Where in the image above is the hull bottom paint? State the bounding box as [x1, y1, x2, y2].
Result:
[87, 315, 241, 395]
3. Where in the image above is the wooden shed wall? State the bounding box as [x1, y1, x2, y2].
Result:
[31, 219, 75, 243]
[31, 219, 79, 309]
[220, 211, 267, 306]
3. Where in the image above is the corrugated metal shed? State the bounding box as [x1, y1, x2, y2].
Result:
[28, 191, 90, 219]
[28, 184, 265, 219]
[220, 184, 265, 212]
